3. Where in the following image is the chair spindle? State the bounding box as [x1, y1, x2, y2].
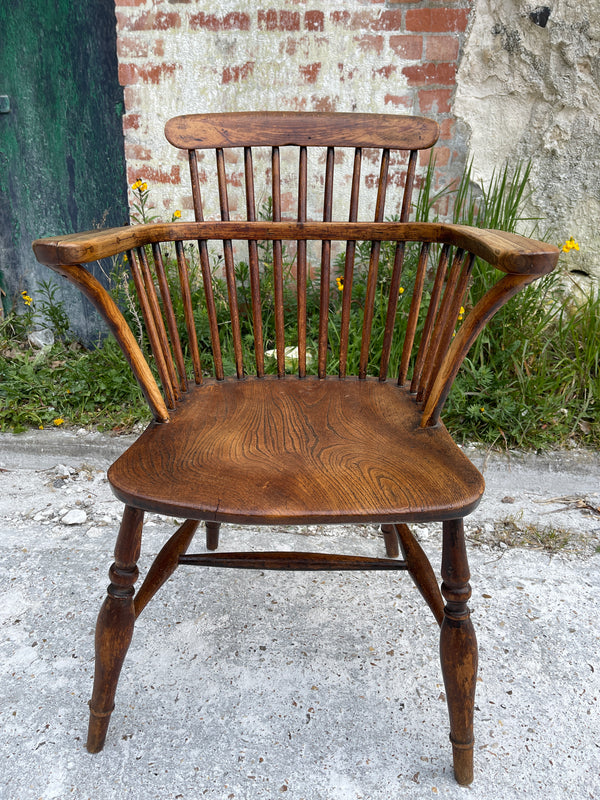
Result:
[297, 145, 308, 377]
[152, 243, 187, 391]
[339, 147, 362, 378]
[398, 242, 430, 386]
[128, 248, 177, 408]
[411, 244, 451, 395]
[216, 148, 244, 379]
[271, 146, 285, 377]
[244, 146, 265, 377]
[175, 240, 203, 384]
[318, 146, 334, 378]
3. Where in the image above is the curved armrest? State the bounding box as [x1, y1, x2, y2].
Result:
[33, 221, 559, 428]
[39, 261, 169, 423]
[33, 221, 558, 275]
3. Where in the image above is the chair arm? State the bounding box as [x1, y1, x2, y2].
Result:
[33, 221, 558, 274]
[420, 273, 539, 427]
[33, 260, 169, 423]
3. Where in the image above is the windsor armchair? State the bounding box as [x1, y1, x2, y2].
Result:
[33, 112, 559, 785]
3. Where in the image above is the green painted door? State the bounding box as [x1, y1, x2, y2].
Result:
[0, 0, 128, 342]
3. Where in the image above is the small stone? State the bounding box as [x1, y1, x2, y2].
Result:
[502, 496, 516, 504]
[86, 527, 103, 539]
[61, 509, 87, 526]
[28, 328, 54, 349]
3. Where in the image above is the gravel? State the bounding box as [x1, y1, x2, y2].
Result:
[0, 430, 598, 799]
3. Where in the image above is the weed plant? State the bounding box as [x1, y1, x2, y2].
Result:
[1, 162, 598, 447]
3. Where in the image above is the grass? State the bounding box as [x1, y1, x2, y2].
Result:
[1, 160, 598, 448]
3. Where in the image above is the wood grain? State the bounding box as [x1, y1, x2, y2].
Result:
[108, 377, 484, 524]
[165, 111, 440, 151]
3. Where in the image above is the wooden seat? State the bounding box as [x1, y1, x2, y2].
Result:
[109, 377, 484, 524]
[32, 111, 559, 785]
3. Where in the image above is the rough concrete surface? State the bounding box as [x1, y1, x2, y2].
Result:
[0, 430, 598, 800]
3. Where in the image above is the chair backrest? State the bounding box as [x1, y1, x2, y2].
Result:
[33, 112, 559, 429]
[127, 112, 461, 397]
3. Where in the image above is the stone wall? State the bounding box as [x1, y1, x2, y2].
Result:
[454, 0, 600, 286]
[115, 0, 472, 220]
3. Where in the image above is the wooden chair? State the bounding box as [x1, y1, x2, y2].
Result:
[32, 112, 559, 785]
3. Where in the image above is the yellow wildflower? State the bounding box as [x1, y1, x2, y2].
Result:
[173, 209, 182, 219]
[562, 237, 580, 253]
[132, 179, 142, 191]
[38, 425, 44, 430]
[336, 276, 344, 291]
[21, 290, 33, 306]
[398, 286, 405, 295]
[53, 417, 64, 426]
[140, 182, 148, 192]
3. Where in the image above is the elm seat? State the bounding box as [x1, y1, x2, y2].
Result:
[32, 111, 560, 786]
[108, 377, 485, 524]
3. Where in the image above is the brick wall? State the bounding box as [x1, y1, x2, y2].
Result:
[115, 0, 472, 220]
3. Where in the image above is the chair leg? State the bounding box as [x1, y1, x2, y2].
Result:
[205, 521, 221, 551]
[381, 523, 400, 558]
[440, 518, 478, 786]
[87, 505, 144, 753]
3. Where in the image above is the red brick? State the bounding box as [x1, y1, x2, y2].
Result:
[299, 63, 321, 83]
[189, 12, 250, 31]
[311, 95, 337, 112]
[389, 34, 422, 60]
[125, 143, 152, 160]
[425, 35, 460, 61]
[119, 11, 180, 31]
[354, 34, 384, 54]
[330, 10, 372, 29]
[418, 88, 453, 114]
[119, 63, 178, 85]
[122, 113, 141, 130]
[405, 8, 470, 34]
[305, 10, 324, 31]
[370, 10, 404, 30]
[258, 9, 300, 31]
[222, 61, 255, 84]
[115, 0, 146, 5]
[402, 62, 457, 87]
[384, 93, 412, 109]
[127, 165, 181, 185]
[117, 35, 148, 58]
[153, 38, 165, 57]
[438, 118, 455, 139]
[372, 65, 397, 79]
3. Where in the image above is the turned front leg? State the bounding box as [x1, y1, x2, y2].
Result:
[87, 505, 144, 753]
[440, 518, 478, 786]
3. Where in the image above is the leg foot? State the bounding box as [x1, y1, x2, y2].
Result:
[440, 519, 478, 786]
[451, 740, 474, 786]
[87, 506, 144, 753]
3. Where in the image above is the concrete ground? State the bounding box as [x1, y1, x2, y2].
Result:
[0, 429, 598, 800]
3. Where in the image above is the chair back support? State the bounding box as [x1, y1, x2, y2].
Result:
[33, 113, 559, 427]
